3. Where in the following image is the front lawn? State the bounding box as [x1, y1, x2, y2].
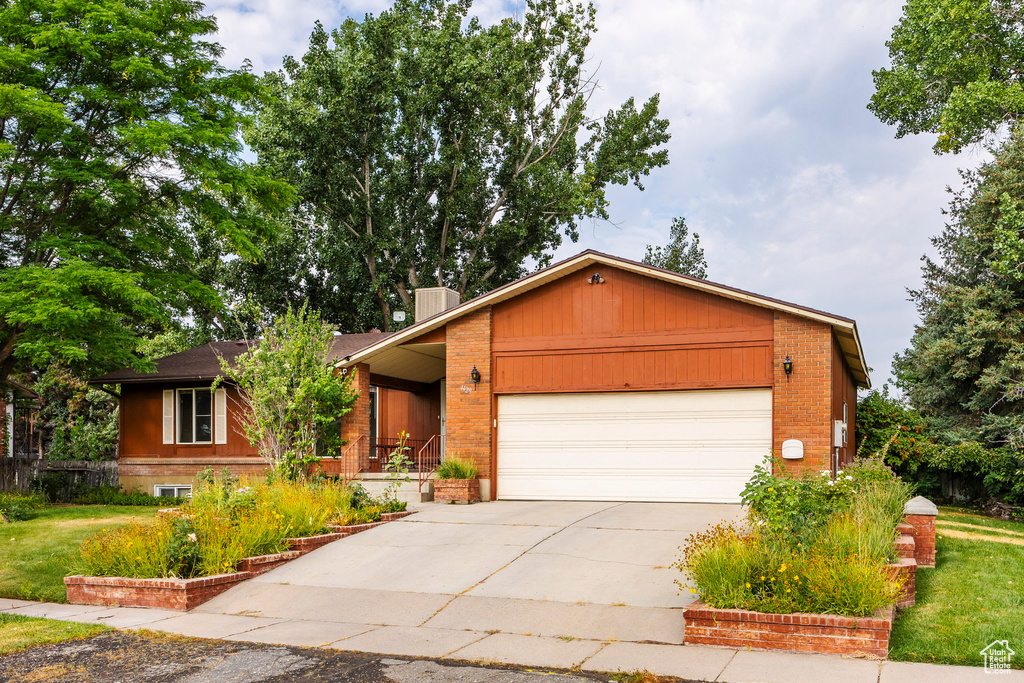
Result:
[889, 507, 1024, 667]
[0, 613, 107, 655]
[0, 505, 158, 603]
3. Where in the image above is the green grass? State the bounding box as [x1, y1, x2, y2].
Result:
[0, 505, 160, 603]
[0, 613, 107, 655]
[889, 509, 1024, 667]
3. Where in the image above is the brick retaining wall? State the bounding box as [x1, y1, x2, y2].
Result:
[683, 602, 895, 658]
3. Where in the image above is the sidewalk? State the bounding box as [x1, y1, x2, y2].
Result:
[2, 598, 1020, 682]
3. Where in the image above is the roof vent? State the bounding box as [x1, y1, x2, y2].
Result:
[415, 287, 460, 323]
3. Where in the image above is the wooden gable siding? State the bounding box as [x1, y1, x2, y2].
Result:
[491, 266, 774, 394]
[832, 333, 858, 466]
[120, 383, 258, 458]
[377, 384, 441, 444]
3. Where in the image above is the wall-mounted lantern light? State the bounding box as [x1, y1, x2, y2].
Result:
[783, 355, 794, 378]
[470, 366, 482, 384]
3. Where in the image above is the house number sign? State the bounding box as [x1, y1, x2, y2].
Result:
[460, 384, 473, 394]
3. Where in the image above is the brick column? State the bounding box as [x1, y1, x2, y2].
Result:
[772, 313, 833, 475]
[339, 362, 371, 473]
[904, 496, 938, 567]
[446, 307, 493, 499]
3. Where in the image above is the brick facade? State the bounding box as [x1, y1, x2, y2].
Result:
[772, 313, 835, 475]
[339, 362, 371, 473]
[445, 307, 493, 483]
[118, 457, 269, 494]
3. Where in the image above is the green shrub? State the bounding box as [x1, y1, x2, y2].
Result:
[681, 458, 912, 617]
[69, 486, 184, 507]
[435, 455, 479, 480]
[0, 492, 45, 521]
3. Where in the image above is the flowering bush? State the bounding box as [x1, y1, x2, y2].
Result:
[677, 455, 912, 617]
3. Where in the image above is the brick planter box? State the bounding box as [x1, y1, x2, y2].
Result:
[435, 479, 480, 503]
[381, 510, 416, 522]
[65, 572, 253, 611]
[65, 510, 415, 611]
[684, 601, 895, 657]
[237, 550, 302, 576]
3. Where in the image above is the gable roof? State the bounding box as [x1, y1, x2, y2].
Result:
[3, 378, 39, 401]
[91, 332, 393, 385]
[341, 250, 871, 388]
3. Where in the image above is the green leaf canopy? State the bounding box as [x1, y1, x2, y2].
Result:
[241, 0, 671, 331]
[870, 0, 1024, 153]
[0, 0, 293, 385]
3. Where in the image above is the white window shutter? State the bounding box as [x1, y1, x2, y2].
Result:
[162, 390, 174, 444]
[214, 388, 227, 444]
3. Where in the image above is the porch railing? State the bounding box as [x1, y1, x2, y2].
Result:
[319, 433, 365, 483]
[368, 437, 428, 473]
[417, 435, 442, 493]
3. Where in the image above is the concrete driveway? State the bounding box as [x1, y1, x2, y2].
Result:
[197, 501, 743, 652]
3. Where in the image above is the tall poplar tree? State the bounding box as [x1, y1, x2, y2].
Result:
[242, 0, 671, 331]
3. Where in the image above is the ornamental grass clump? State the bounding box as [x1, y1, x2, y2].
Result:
[70, 472, 378, 580]
[676, 455, 912, 617]
[435, 455, 479, 480]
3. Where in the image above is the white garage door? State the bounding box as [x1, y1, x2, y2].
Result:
[496, 389, 772, 503]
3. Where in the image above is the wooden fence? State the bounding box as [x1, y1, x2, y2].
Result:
[0, 456, 117, 496]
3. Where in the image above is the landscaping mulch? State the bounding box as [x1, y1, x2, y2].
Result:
[0, 631, 641, 683]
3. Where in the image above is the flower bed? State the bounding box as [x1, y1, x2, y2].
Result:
[65, 510, 417, 610]
[677, 456, 916, 656]
[64, 473, 416, 611]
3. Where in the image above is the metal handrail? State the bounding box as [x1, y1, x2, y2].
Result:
[417, 435, 442, 493]
[334, 433, 366, 484]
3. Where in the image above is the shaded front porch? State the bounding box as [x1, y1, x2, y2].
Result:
[321, 328, 449, 491]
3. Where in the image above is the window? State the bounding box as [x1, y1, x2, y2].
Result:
[178, 388, 212, 444]
[154, 485, 192, 498]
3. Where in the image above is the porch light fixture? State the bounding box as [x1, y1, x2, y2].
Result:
[783, 355, 794, 378]
[470, 366, 482, 384]
[588, 272, 605, 285]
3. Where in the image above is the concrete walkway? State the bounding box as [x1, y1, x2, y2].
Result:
[3, 501, 1021, 682]
[2, 597, 1019, 682]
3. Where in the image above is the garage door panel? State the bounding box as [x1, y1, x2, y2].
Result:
[497, 389, 771, 503]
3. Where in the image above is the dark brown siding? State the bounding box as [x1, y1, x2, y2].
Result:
[832, 334, 858, 466]
[491, 266, 774, 394]
[377, 384, 441, 443]
[120, 383, 258, 458]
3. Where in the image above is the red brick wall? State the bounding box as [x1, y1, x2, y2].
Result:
[773, 313, 834, 474]
[905, 513, 936, 567]
[684, 601, 894, 657]
[339, 362, 371, 472]
[446, 307, 493, 479]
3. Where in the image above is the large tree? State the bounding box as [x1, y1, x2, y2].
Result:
[243, 0, 671, 331]
[869, 0, 1024, 154]
[893, 129, 1024, 446]
[642, 217, 707, 279]
[0, 0, 293, 387]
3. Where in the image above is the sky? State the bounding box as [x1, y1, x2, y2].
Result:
[205, 0, 977, 389]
